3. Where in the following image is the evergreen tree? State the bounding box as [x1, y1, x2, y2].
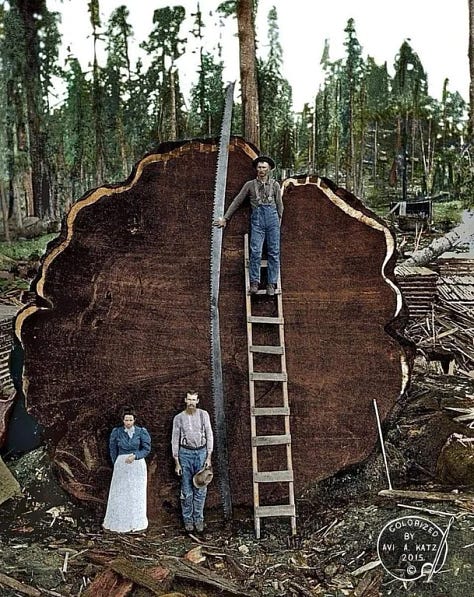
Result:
[88, 0, 106, 183]
[188, 6, 225, 138]
[364, 58, 391, 186]
[4, 0, 61, 219]
[189, 52, 225, 137]
[341, 18, 365, 192]
[258, 7, 294, 171]
[318, 40, 343, 183]
[392, 40, 429, 200]
[60, 56, 95, 200]
[140, 6, 186, 142]
[103, 5, 134, 179]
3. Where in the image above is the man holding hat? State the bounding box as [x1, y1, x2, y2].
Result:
[171, 390, 213, 533]
[214, 155, 283, 296]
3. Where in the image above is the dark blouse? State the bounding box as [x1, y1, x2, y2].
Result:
[109, 426, 151, 464]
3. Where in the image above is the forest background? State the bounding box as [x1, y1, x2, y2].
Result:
[0, 0, 473, 238]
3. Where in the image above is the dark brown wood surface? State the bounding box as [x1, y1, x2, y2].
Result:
[14, 139, 409, 519]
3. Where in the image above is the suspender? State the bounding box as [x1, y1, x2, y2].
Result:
[180, 409, 206, 448]
[253, 179, 276, 204]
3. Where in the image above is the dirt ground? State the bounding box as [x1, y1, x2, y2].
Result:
[1, 371, 473, 597]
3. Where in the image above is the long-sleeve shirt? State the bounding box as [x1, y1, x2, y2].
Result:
[109, 425, 151, 464]
[171, 409, 214, 459]
[223, 178, 283, 221]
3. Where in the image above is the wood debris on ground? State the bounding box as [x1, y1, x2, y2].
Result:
[404, 300, 474, 375]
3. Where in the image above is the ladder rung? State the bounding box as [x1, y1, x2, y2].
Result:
[255, 505, 296, 518]
[250, 372, 287, 382]
[254, 470, 294, 483]
[252, 407, 290, 416]
[252, 434, 291, 446]
[253, 288, 281, 296]
[248, 316, 284, 324]
[250, 345, 284, 355]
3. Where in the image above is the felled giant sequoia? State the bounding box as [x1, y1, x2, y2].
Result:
[14, 138, 409, 518]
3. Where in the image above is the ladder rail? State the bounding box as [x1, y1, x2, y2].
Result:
[244, 234, 261, 537]
[244, 233, 296, 538]
[276, 266, 296, 534]
[276, 265, 296, 536]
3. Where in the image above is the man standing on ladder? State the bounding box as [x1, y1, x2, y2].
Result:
[214, 156, 283, 296]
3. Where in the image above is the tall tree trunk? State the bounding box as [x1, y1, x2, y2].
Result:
[469, 0, 474, 137]
[17, 0, 50, 218]
[373, 121, 378, 181]
[237, 0, 260, 147]
[402, 113, 408, 201]
[169, 69, 177, 141]
[0, 183, 10, 242]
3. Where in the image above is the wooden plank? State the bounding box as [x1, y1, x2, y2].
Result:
[254, 470, 294, 483]
[252, 434, 291, 446]
[254, 288, 281, 295]
[256, 504, 296, 517]
[248, 316, 284, 324]
[379, 489, 474, 502]
[250, 345, 284, 354]
[250, 372, 287, 382]
[252, 406, 290, 416]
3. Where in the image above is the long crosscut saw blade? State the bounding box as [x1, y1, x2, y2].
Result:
[210, 81, 234, 520]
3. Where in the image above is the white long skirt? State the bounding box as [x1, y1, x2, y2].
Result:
[102, 454, 148, 533]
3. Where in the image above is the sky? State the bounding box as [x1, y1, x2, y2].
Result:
[49, 0, 470, 111]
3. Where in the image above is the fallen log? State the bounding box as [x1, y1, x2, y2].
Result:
[159, 555, 253, 596]
[0, 571, 41, 597]
[107, 558, 173, 595]
[401, 224, 474, 267]
[85, 552, 251, 596]
[378, 488, 474, 502]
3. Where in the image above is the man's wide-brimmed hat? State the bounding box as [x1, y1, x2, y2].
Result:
[252, 155, 275, 170]
[193, 465, 214, 488]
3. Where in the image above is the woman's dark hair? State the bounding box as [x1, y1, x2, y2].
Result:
[120, 407, 136, 420]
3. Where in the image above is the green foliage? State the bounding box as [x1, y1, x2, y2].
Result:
[392, 41, 428, 113]
[0, 233, 57, 261]
[258, 7, 294, 170]
[140, 6, 187, 143]
[217, 1, 237, 17]
[87, 0, 101, 30]
[189, 52, 225, 137]
[0, 1, 469, 220]
[433, 200, 463, 226]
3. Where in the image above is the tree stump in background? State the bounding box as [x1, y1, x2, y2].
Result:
[12, 139, 409, 519]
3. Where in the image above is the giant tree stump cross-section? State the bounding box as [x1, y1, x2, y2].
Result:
[15, 138, 409, 517]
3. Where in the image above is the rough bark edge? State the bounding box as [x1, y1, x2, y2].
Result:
[282, 175, 410, 396]
[13, 137, 259, 413]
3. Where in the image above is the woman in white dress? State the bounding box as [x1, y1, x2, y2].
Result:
[103, 409, 151, 533]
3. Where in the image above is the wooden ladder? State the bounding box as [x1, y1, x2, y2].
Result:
[243, 233, 296, 539]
